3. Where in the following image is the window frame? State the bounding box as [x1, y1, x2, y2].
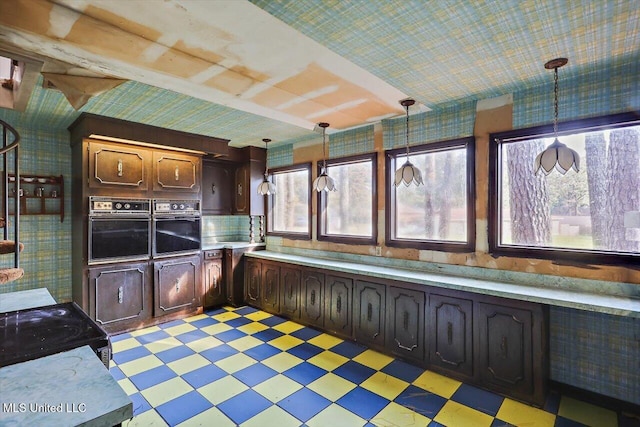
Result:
[316, 152, 378, 245]
[489, 112, 640, 266]
[385, 137, 476, 252]
[266, 162, 312, 240]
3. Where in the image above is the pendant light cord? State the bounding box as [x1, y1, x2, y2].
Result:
[405, 104, 410, 161]
[553, 66, 559, 138]
[322, 127, 327, 172]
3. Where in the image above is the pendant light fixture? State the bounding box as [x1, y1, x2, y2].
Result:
[534, 58, 580, 175]
[312, 122, 336, 192]
[394, 98, 423, 187]
[257, 138, 276, 195]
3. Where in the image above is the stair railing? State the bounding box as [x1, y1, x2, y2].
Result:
[1, 119, 20, 268]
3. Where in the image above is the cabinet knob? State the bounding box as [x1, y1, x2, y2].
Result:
[237, 183, 242, 196]
[117, 159, 123, 177]
[501, 336, 508, 359]
[175, 166, 180, 181]
[117, 286, 123, 304]
[175, 278, 181, 292]
[367, 303, 373, 322]
[310, 290, 316, 306]
[336, 295, 342, 313]
[447, 322, 453, 345]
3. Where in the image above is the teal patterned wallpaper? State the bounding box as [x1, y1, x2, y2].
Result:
[202, 215, 251, 244]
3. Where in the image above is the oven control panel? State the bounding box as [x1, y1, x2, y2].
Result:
[89, 197, 151, 215]
[153, 199, 200, 215]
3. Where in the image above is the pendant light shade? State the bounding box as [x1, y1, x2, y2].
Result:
[257, 138, 276, 195]
[534, 58, 580, 176]
[394, 98, 423, 187]
[313, 122, 337, 192]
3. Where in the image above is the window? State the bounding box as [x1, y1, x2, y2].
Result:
[386, 138, 475, 251]
[317, 153, 377, 244]
[267, 163, 311, 239]
[490, 113, 640, 265]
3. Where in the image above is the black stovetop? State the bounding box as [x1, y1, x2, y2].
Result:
[0, 302, 109, 367]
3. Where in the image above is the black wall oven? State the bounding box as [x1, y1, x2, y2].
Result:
[88, 197, 151, 264]
[153, 199, 201, 258]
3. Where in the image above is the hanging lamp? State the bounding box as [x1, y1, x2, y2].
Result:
[257, 138, 276, 195]
[312, 122, 337, 192]
[394, 98, 423, 187]
[534, 58, 580, 175]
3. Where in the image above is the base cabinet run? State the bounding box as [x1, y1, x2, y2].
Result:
[244, 257, 549, 406]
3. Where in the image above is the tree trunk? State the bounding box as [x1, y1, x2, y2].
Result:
[424, 154, 436, 238]
[437, 151, 453, 239]
[506, 140, 551, 245]
[584, 132, 607, 249]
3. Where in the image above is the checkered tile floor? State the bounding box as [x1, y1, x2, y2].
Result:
[109, 306, 629, 427]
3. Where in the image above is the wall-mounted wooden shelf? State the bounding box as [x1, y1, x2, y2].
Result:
[6, 173, 64, 222]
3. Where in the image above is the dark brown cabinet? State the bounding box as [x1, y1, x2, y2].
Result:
[89, 141, 150, 190]
[153, 151, 200, 193]
[354, 280, 386, 349]
[280, 266, 302, 320]
[203, 250, 224, 308]
[301, 270, 324, 327]
[429, 294, 473, 378]
[262, 262, 280, 313]
[245, 258, 262, 307]
[386, 286, 426, 364]
[324, 275, 353, 338]
[233, 148, 265, 216]
[202, 160, 233, 214]
[154, 255, 201, 316]
[88, 262, 150, 331]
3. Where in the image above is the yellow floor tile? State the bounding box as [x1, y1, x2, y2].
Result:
[371, 401, 431, 427]
[215, 353, 256, 374]
[239, 405, 302, 427]
[212, 311, 241, 322]
[237, 321, 271, 335]
[308, 351, 349, 371]
[143, 337, 183, 354]
[558, 396, 618, 427]
[496, 398, 556, 427]
[198, 376, 249, 405]
[308, 333, 344, 349]
[307, 403, 367, 427]
[123, 409, 168, 427]
[117, 378, 138, 396]
[412, 370, 462, 399]
[163, 323, 197, 336]
[252, 374, 303, 403]
[118, 354, 163, 377]
[262, 352, 304, 373]
[183, 313, 208, 323]
[268, 334, 305, 351]
[307, 372, 357, 401]
[244, 311, 273, 321]
[353, 349, 394, 370]
[129, 326, 162, 337]
[167, 353, 210, 375]
[111, 337, 142, 353]
[433, 401, 494, 427]
[200, 323, 232, 336]
[185, 336, 223, 353]
[177, 407, 235, 427]
[272, 320, 305, 334]
[141, 377, 193, 408]
[227, 335, 263, 352]
[361, 371, 410, 400]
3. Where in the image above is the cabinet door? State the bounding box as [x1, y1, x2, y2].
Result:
[89, 141, 150, 189]
[153, 151, 200, 192]
[202, 161, 232, 214]
[203, 259, 224, 307]
[354, 280, 386, 348]
[224, 248, 246, 306]
[386, 287, 425, 363]
[262, 262, 280, 313]
[324, 275, 353, 338]
[154, 256, 200, 316]
[429, 294, 473, 378]
[280, 266, 302, 320]
[477, 302, 533, 397]
[301, 270, 324, 327]
[245, 259, 262, 307]
[89, 262, 149, 326]
[234, 164, 249, 214]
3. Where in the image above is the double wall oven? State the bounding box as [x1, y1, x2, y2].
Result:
[88, 196, 201, 264]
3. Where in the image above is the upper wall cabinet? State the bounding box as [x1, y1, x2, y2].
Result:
[89, 141, 151, 190]
[233, 147, 266, 216]
[202, 160, 233, 215]
[153, 151, 200, 193]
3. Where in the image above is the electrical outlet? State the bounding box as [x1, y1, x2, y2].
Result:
[375, 246, 382, 256]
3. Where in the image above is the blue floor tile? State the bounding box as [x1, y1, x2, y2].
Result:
[259, 315, 288, 327]
[205, 307, 228, 315]
[332, 360, 377, 384]
[290, 326, 323, 341]
[282, 362, 327, 385]
[544, 390, 562, 414]
[158, 319, 187, 329]
[215, 329, 248, 342]
[450, 383, 504, 416]
[134, 329, 171, 344]
[109, 365, 126, 381]
[182, 363, 228, 389]
[233, 363, 278, 387]
[234, 306, 259, 315]
[189, 317, 219, 329]
[336, 387, 390, 420]
[244, 343, 281, 361]
[381, 359, 425, 383]
[428, 421, 446, 427]
[155, 345, 196, 363]
[554, 416, 586, 427]
[252, 328, 285, 342]
[218, 389, 272, 425]
[278, 388, 330, 422]
[156, 390, 213, 426]
[174, 329, 210, 344]
[225, 317, 253, 328]
[129, 365, 178, 390]
[112, 345, 152, 365]
[395, 385, 448, 419]
[200, 343, 237, 363]
[330, 341, 367, 359]
[287, 342, 324, 360]
[110, 332, 132, 343]
[492, 419, 517, 427]
[129, 392, 152, 416]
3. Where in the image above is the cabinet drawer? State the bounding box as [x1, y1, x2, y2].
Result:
[153, 151, 200, 192]
[89, 141, 150, 190]
[204, 249, 223, 259]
